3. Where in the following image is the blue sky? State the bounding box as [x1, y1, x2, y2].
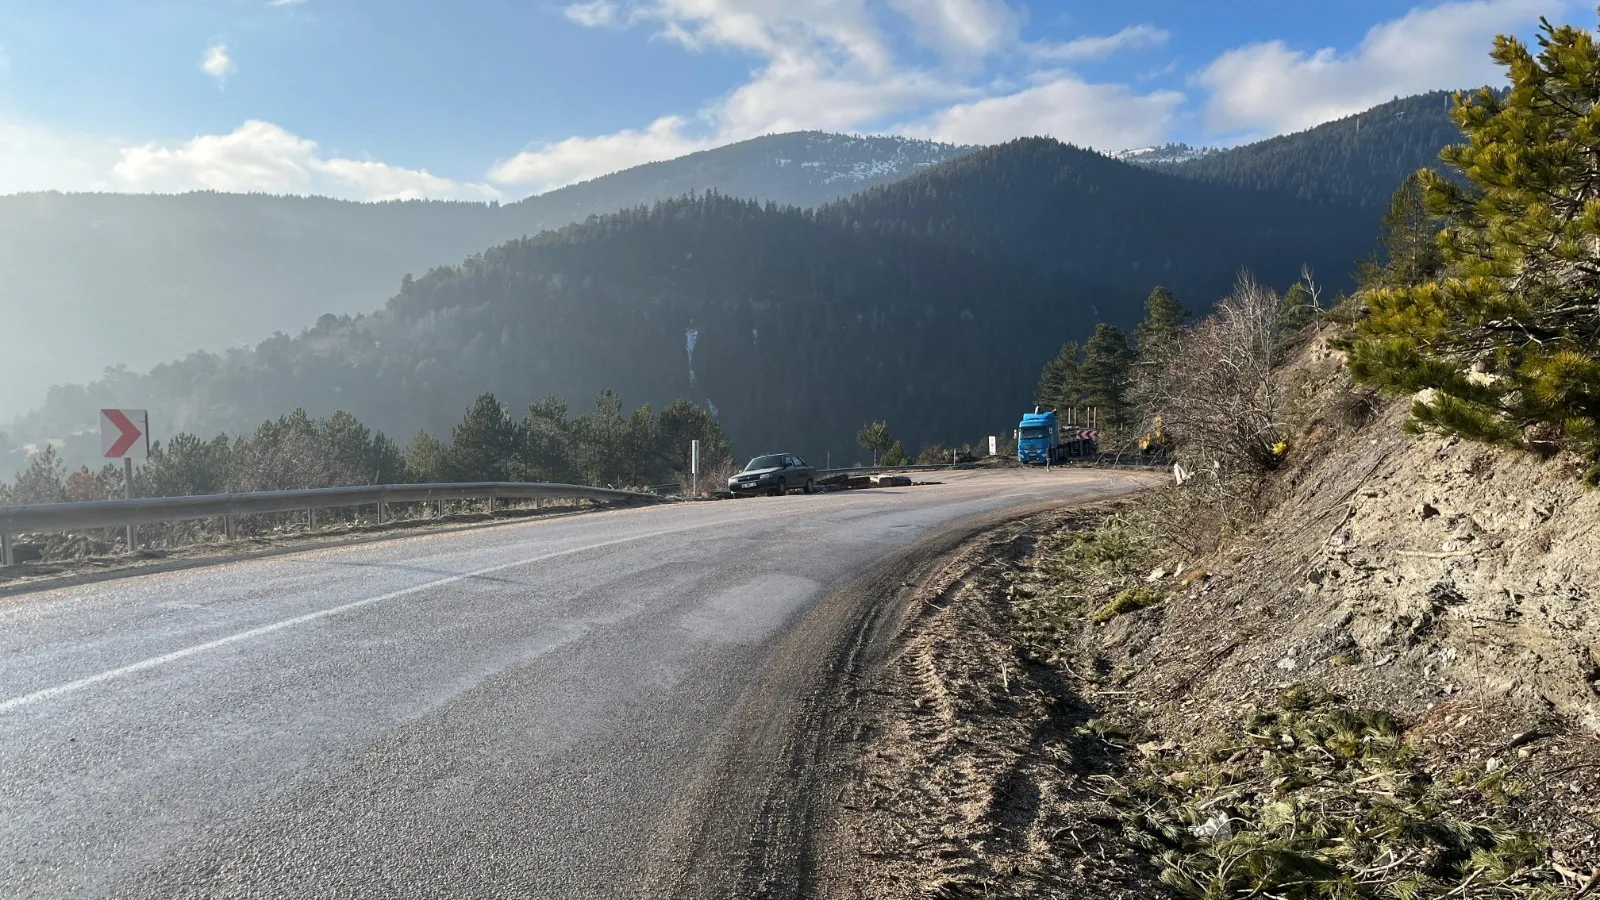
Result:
[0, 0, 1570, 199]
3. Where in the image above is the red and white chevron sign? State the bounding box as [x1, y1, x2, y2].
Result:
[100, 409, 149, 459]
[1077, 429, 1100, 440]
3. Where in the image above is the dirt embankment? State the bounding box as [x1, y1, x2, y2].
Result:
[808, 508, 1161, 899]
[809, 336, 1600, 897]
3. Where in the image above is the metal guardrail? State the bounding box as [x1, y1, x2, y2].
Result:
[0, 481, 655, 567]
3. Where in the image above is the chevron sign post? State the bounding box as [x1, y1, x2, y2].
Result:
[100, 409, 149, 460]
[100, 409, 149, 552]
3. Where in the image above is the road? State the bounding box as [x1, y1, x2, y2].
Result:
[0, 469, 1147, 899]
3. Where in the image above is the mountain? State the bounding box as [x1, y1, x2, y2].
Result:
[504, 132, 973, 220]
[1113, 143, 1217, 166]
[819, 138, 1370, 300]
[7, 139, 1377, 469]
[1166, 91, 1466, 209]
[0, 133, 972, 421]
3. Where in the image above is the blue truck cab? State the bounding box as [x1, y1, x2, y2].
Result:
[1017, 410, 1062, 465]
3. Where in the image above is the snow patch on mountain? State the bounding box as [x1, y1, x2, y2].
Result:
[1112, 143, 1218, 166]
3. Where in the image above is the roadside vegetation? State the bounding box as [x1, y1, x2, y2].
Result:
[854, 419, 995, 469]
[828, 12, 1600, 899]
[1102, 688, 1564, 899]
[1345, 18, 1600, 487]
[0, 390, 732, 559]
[0, 390, 731, 510]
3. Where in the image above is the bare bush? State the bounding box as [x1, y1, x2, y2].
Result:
[1137, 272, 1291, 479]
[676, 457, 739, 497]
[1130, 272, 1309, 550]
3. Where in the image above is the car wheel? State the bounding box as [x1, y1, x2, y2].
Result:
[803, 478, 816, 494]
[770, 480, 786, 497]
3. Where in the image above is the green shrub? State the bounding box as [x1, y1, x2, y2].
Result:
[1090, 586, 1164, 623]
[1348, 17, 1600, 480]
[1110, 693, 1562, 899]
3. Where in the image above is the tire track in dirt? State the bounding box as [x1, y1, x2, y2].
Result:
[631, 501, 1107, 900]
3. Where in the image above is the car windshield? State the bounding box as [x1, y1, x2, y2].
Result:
[1020, 427, 1049, 439]
[746, 455, 787, 471]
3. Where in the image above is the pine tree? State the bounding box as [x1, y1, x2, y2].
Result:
[521, 395, 576, 484]
[570, 390, 629, 486]
[1368, 173, 1444, 288]
[1068, 324, 1136, 433]
[12, 445, 67, 504]
[138, 433, 230, 498]
[622, 403, 658, 487]
[442, 393, 522, 482]
[1135, 286, 1187, 353]
[370, 433, 407, 485]
[857, 421, 893, 465]
[1349, 14, 1600, 483]
[655, 399, 732, 481]
[320, 410, 378, 484]
[1034, 341, 1081, 411]
[406, 431, 447, 483]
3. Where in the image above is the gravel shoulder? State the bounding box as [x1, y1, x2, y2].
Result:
[801, 504, 1164, 899]
[632, 500, 1143, 900]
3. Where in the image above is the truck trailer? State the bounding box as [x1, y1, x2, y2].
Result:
[1016, 409, 1095, 465]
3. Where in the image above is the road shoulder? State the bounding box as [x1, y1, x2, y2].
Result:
[633, 499, 1137, 900]
[803, 503, 1160, 899]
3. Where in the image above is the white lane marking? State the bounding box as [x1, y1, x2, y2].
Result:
[0, 524, 707, 715]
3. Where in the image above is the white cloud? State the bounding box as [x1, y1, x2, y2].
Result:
[268, 0, 310, 6]
[717, 51, 962, 136]
[1197, 0, 1553, 135]
[500, 1, 1190, 191]
[638, 0, 894, 72]
[201, 43, 234, 86]
[562, 1, 622, 28]
[904, 73, 1184, 149]
[887, 0, 1019, 60]
[489, 116, 710, 188]
[1032, 24, 1171, 63]
[112, 120, 502, 201]
[494, 0, 979, 191]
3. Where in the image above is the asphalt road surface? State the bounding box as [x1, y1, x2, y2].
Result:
[0, 468, 1148, 899]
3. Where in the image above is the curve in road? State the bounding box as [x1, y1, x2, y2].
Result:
[0, 468, 1148, 899]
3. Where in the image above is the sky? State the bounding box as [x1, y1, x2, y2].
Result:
[0, 0, 1573, 201]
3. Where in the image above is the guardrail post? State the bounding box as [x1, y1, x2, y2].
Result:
[1, 532, 13, 568]
[223, 515, 235, 541]
[377, 502, 388, 524]
[308, 508, 317, 531]
[124, 457, 137, 553]
[436, 499, 444, 518]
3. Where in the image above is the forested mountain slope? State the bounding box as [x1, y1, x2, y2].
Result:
[823, 138, 1372, 298]
[9, 139, 1377, 467]
[0, 133, 970, 421]
[1167, 91, 1465, 209]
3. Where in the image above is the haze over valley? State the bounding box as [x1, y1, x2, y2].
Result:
[5, 92, 1463, 466]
